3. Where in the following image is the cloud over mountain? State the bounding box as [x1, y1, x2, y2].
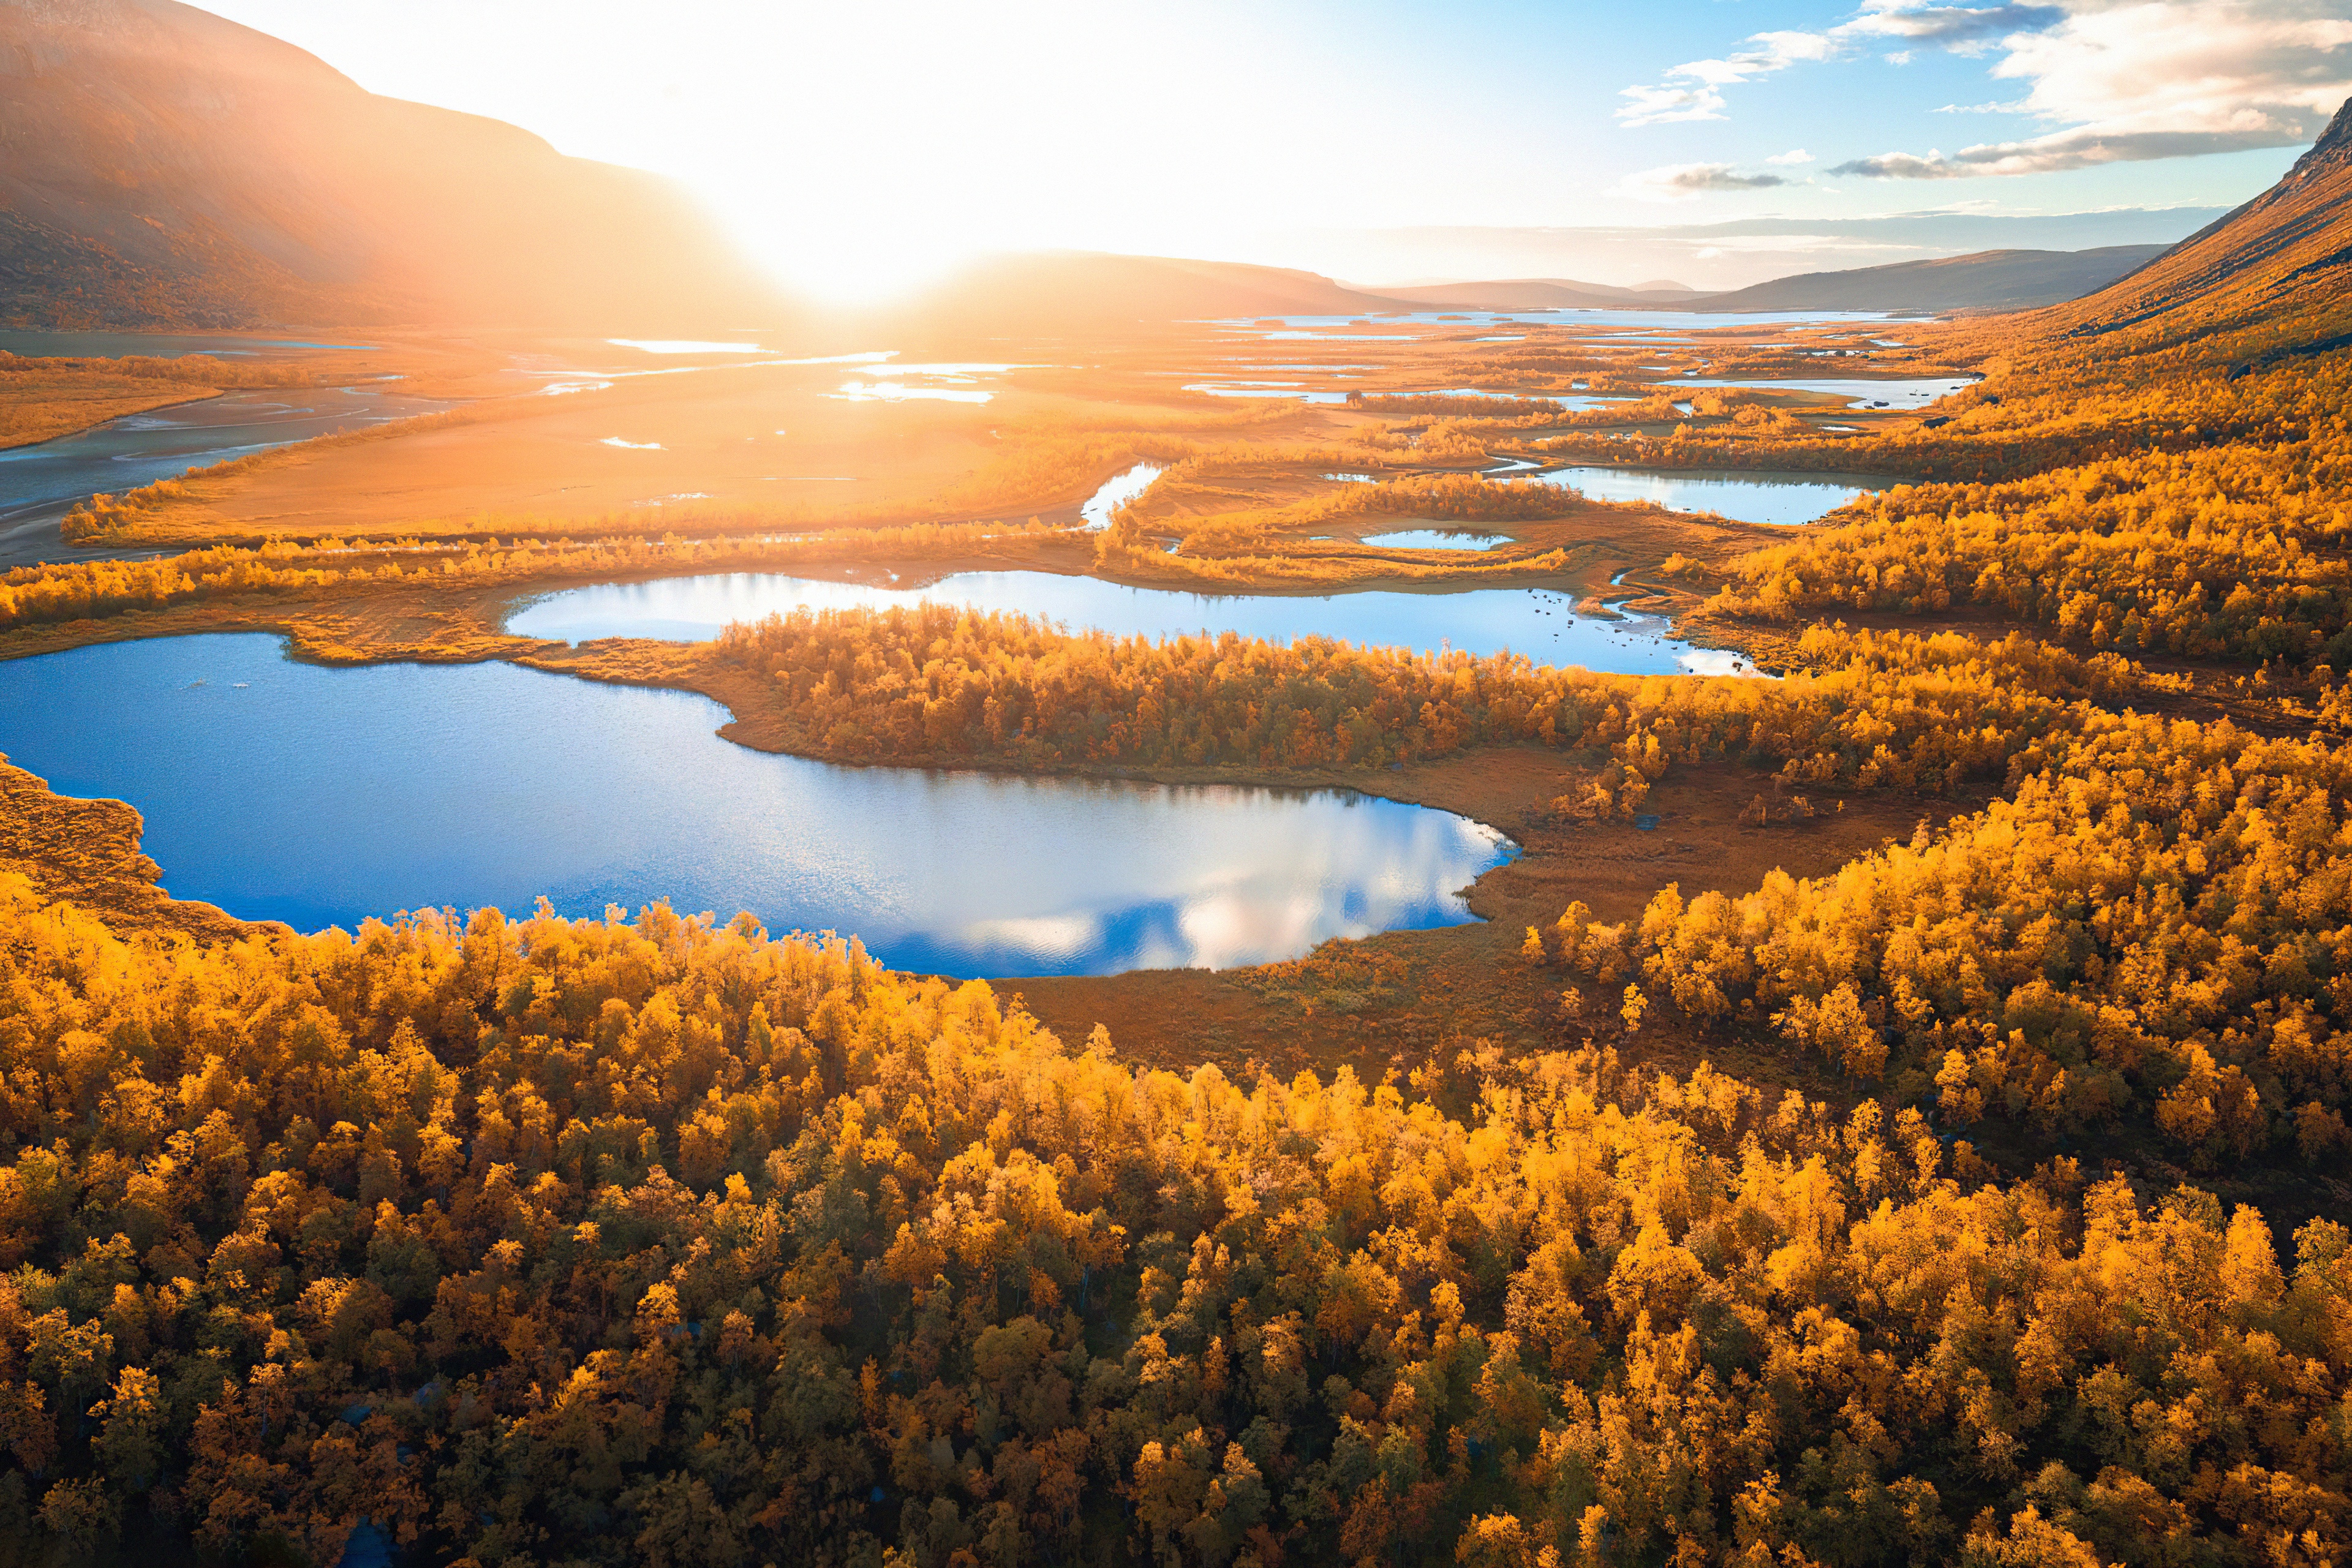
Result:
[1837, 0, 2352, 178]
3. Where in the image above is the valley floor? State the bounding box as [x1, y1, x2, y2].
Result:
[3, 284, 2351, 1567]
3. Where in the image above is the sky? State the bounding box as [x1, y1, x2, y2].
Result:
[197, 0, 2352, 301]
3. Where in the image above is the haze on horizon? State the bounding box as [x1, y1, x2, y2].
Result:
[115, 0, 2352, 304]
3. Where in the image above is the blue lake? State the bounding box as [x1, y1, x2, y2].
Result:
[506, 568, 1747, 675]
[0, 635, 1515, 975]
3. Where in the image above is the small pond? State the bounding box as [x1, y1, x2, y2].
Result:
[0, 331, 379, 358]
[1183, 383, 1352, 402]
[1080, 463, 1167, 527]
[1532, 466, 1885, 526]
[1360, 530, 1508, 551]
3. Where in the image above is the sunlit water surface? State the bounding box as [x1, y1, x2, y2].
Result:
[1533, 467, 1885, 526]
[1360, 530, 1509, 551]
[0, 386, 450, 526]
[0, 330, 379, 357]
[507, 569, 1740, 674]
[1081, 463, 1167, 527]
[0, 635, 1515, 975]
[1668, 375, 1975, 410]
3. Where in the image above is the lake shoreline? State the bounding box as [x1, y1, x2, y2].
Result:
[0, 649, 1966, 1088]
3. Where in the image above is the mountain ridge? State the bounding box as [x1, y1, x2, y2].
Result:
[2041, 92, 2352, 353]
[872, 252, 1419, 338]
[1694, 246, 2167, 314]
[1373, 277, 1705, 311]
[0, 0, 790, 330]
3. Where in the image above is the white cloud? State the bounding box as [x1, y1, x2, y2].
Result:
[1616, 2, 2076, 128]
[1768, 148, 1819, 164]
[1615, 0, 2351, 182]
[1617, 29, 1834, 123]
[1621, 162, 1792, 202]
[1842, 1, 2068, 54]
[1616, 83, 1727, 127]
[1836, 0, 2352, 179]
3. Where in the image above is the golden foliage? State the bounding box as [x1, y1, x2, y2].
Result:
[0, 884, 2335, 1566]
[705, 608, 2114, 778]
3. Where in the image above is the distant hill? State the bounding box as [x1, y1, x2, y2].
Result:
[878, 244, 2174, 336]
[0, 0, 788, 330]
[2040, 96, 2352, 355]
[1360, 250, 2168, 317]
[879, 253, 1414, 337]
[1378, 278, 1706, 311]
[1691, 247, 2168, 314]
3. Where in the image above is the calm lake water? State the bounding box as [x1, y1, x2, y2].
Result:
[0, 635, 1514, 975]
[1361, 530, 1508, 551]
[1534, 466, 1885, 526]
[1081, 463, 1166, 527]
[507, 568, 1742, 674]
[0, 386, 450, 559]
[1670, 375, 1974, 410]
[0, 330, 379, 358]
[1184, 383, 1352, 402]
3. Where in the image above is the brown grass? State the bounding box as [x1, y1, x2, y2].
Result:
[0, 757, 255, 941]
[1006, 748, 1983, 1084]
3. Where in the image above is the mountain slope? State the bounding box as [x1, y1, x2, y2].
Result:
[1695, 246, 2166, 314]
[0, 0, 787, 330]
[2043, 94, 2352, 354]
[1376, 278, 1705, 310]
[1355, 249, 2165, 317]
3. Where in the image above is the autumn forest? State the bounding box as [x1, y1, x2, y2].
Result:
[3, 9, 2352, 1567]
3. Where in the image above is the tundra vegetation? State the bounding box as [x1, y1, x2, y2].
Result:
[2, 116, 2352, 1568]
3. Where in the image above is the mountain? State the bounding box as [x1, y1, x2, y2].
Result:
[2043, 95, 2352, 355]
[1376, 277, 1706, 311]
[874, 241, 2180, 336]
[876, 253, 1412, 338]
[1691, 246, 2167, 314]
[0, 0, 788, 330]
[1362, 249, 2168, 317]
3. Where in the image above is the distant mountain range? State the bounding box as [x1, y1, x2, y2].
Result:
[880, 244, 2176, 337]
[1682, 247, 2168, 314]
[0, 1, 2316, 338]
[0, 0, 785, 330]
[878, 254, 1403, 337]
[1375, 278, 1705, 311]
[1371, 247, 2168, 315]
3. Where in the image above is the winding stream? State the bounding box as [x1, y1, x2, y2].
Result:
[507, 569, 1740, 674]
